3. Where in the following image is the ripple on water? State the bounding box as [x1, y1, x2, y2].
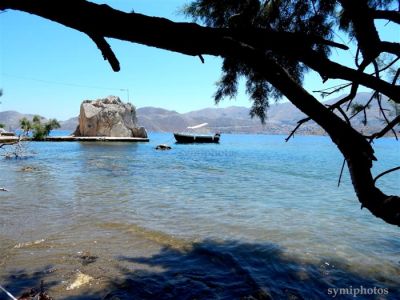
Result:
[0, 134, 399, 299]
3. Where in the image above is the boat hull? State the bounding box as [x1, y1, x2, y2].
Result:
[174, 133, 220, 144]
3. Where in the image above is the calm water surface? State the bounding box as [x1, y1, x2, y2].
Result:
[0, 133, 399, 299]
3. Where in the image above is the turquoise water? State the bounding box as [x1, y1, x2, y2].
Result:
[0, 132, 399, 299]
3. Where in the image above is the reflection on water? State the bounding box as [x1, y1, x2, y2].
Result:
[0, 133, 399, 299]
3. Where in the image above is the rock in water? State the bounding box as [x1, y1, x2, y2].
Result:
[73, 96, 147, 138]
[66, 272, 94, 290]
[155, 144, 172, 150]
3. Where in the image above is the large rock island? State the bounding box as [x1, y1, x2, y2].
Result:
[73, 96, 147, 138]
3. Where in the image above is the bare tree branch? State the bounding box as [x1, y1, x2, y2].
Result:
[198, 54, 205, 63]
[285, 117, 311, 142]
[379, 56, 400, 74]
[374, 166, 400, 184]
[369, 115, 400, 140]
[299, 51, 400, 102]
[348, 91, 376, 123]
[87, 33, 120, 71]
[372, 10, 400, 24]
[249, 54, 399, 226]
[334, 105, 352, 124]
[337, 159, 347, 187]
[0, 140, 18, 148]
[1, 0, 399, 102]
[380, 41, 400, 57]
[376, 94, 398, 139]
[313, 83, 351, 96]
[392, 68, 400, 85]
[313, 57, 399, 97]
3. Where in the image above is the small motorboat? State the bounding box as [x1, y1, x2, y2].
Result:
[174, 132, 220, 143]
[173, 123, 220, 144]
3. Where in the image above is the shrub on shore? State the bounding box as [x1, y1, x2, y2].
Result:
[19, 115, 60, 140]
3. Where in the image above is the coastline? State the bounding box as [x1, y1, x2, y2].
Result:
[0, 136, 149, 143]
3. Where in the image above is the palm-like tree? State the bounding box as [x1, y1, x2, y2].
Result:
[19, 117, 32, 135]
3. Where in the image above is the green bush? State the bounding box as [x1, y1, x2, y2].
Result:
[19, 117, 32, 134]
[19, 115, 60, 140]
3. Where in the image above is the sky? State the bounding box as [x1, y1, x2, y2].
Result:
[0, 1, 398, 120]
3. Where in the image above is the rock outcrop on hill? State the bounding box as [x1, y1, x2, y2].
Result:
[73, 96, 147, 138]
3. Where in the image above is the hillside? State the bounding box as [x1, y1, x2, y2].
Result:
[137, 92, 396, 135]
[1, 93, 397, 135]
[0, 111, 45, 131]
[136, 107, 191, 132]
[59, 116, 79, 131]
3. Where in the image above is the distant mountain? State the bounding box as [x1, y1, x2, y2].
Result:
[136, 92, 396, 135]
[0, 111, 46, 131]
[60, 117, 79, 131]
[136, 107, 191, 132]
[1, 93, 397, 135]
[136, 106, 266, 133]
[0, 111, 78, 131]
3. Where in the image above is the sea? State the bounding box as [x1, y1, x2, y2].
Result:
[0, 132, 399, 300]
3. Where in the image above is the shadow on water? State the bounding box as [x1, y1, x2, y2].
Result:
[1, 240, 399, 300]
[0, 266, 59, 300]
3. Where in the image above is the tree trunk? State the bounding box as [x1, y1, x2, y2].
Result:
[255, 58, 400, 226]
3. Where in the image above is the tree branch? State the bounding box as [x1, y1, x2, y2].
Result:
[285, 117, 311, 142]
[334, 105, 352, 125]
[87, 33, 120, 71]
[246, 53, 399, 226]
[337, 159, 347, 187]
[376, 94, 398, 139]
[338, 0, 381, 61]
[198, 54, 205, 63]
[1, 0, 398, 103]
[380, 41, 400, 57]
[313, 83, 352, 97]
[298, 51, 400, 103]
[0, 0, 345, 61]
[374, 166, 400, 184]
[393, 68, 400, 85]
[313, 57, 399, 97]
[0, 141, 18, 148]
[349, 91, 376, 121]
[368, 115, 400, 140]
[372, 10, 400, 24]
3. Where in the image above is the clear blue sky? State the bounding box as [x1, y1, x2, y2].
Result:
[0, 1, 398, 120]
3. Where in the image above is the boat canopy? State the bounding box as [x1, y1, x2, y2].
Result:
[187, 123, 208, 129]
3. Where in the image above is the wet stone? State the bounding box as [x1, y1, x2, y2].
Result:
[76, 251, 98, 266]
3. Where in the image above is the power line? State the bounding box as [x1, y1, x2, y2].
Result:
[2, 73, 127, 92]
